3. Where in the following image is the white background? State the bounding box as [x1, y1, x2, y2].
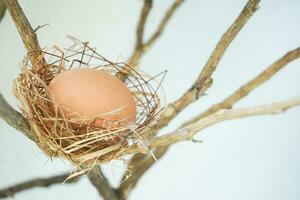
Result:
[0, 0, 300, 200]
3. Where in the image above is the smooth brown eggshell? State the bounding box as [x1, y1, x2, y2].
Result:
[48, 68, 136, 128]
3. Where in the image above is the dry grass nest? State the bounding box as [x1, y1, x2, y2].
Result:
[13, 37, 164, 175]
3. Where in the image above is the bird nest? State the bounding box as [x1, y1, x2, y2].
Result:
[13, 38, 164, 174]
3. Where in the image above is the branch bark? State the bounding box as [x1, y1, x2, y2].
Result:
[0, 173, 72, 198]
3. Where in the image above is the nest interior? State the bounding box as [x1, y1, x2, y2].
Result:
[13, 38, 164, 171]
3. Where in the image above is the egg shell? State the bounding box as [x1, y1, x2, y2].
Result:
[48, 68, 136, 128]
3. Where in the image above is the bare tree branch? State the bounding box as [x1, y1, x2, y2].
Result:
[118, 0, 261, 196]
[119, 43, 300, 198]
[1, 0, 299, 199]
[4, 0, 40, 52]
[0, 0, 44, 141]
[127, 0, 184, 67]
[143, 0, 184, 52]
[152, 0, 261, 132]
[118, 96, 300, 199]
[153, 97, 300, 147]
[0, 173, 72, 198]
[118, 0, 260, 194]
[0, 93, 33, 140]
[129, 0, 184, 65]
[116, 0, 184, 81]
[182, 46, 300, 126]
[117, 0, 153, 79]
[0, 0, 6, 23]
[87, 167, 119, 200]
[4, 0, 44, 70]
[134, 0, 153, 53]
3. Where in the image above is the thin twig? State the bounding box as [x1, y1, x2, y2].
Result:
[182, 46, 300, 126]
[135, 0, 153, 52]
[143, 0, 184, 51]
[127, 0, 184, 67]
[117, 0, 183, 81]
[33, 23, 49, 33]
[87, 167, 119, 200]
[153, 97, 300, 147]
[0, 173, 72, 198]
[117, 0, 153, 80]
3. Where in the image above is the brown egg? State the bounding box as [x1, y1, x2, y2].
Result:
[48, 68, 136, 128]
